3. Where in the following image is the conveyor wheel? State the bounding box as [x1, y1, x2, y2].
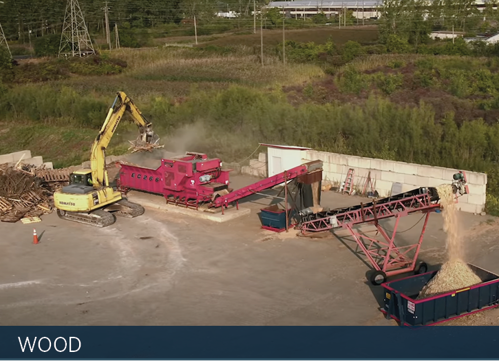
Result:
[370, 270, 387, 285]
[414, 261, 428, 275]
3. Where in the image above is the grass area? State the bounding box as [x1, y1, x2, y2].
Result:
[44, 47, 323, 100]
[0, 122, 138, 168]
[0, 123, 96, 168]
[203, 26, 379, 47]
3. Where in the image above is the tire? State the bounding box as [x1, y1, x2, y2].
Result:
[414, 261, 428, 275]
[370, 270, 387, 285]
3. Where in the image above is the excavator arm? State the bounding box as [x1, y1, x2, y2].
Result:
[90, 91, 159, 188]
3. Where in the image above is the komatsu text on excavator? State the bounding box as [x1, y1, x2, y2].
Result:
[54, 92, 160, 227]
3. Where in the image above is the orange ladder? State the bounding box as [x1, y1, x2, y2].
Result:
[343, 168, 355, 195]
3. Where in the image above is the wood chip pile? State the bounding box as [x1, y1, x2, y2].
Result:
[417, 259, 482, 299]
[0, 163, 72, 223]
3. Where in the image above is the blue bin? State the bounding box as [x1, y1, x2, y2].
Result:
[382, 264, 499, 326]
[260, 205, 293, 231]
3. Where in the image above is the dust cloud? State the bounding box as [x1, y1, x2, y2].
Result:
[417, 184, 481, 299]
[162, 122, 207, 156]
[119, 122, 207, 168]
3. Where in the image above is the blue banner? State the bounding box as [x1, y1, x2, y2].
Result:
[0, 327, 498, 359]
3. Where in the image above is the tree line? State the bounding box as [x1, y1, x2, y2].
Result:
[0, 0, 268, 42]
[379, 0, 499, 44]
[1, 0, 499, 44]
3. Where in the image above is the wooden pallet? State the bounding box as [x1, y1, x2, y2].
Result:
[0, 197, 12, 212]
[35, 168, 71, 182]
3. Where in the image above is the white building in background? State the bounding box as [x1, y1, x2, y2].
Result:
[465, 33, 499, 43]
[485, 34, 499, 44]
[266, 0, 381, 19]
[265, 0, 496, 20]
[260, 144, 311, 177]
[429, 31, 465, 40]
[215, 11, 239, 18]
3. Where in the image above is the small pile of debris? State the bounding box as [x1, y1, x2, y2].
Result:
[0, 163, 72, 223]
[128, 139, 164, 154]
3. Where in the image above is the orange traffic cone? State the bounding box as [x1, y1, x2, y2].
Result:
[33, 229, 39, 244]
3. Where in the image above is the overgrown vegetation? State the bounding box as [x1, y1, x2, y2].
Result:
[0, 55, 127, 83]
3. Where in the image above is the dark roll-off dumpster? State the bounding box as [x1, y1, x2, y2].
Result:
[260, 205, 295, 232]
[381, 264, 499, 326]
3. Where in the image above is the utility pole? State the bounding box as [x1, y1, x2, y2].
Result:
[192, 3, 198, 45]
[253, 0, 256, 33]
[362, 2, 366, 25]
[59, 0, 95, 57]
[194, 15, 198, 45]
[260, 6, 264, 66]
[115, 23, 120, 49]
[339, 5, 341, 28]
[282, 6, 285, 65]
[104, 1, 111, 50]
[356, 1, 359, 24]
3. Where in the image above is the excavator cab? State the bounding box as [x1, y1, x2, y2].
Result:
[70, 171, 93, 186]
[61, 170, 95, 195]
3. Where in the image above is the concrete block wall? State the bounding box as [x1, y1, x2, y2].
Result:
[0, 150, 32, 165]
[0, 150, 53, 169]
[241, 152, 268, 178]
[303, 150, 487, 214]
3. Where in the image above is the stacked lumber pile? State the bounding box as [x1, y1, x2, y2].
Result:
[0, 163, 72, 223]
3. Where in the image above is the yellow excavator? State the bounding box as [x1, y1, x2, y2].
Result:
[53, 91, 160, 227]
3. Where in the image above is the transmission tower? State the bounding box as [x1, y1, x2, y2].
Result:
[0, 23, 11, 58]
[58, 0, 95, 57]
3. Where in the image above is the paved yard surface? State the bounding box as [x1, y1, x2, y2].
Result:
[1, 174, 498, 326]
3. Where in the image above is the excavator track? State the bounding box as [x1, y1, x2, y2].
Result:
[114, 198, 145, 218]
[56, 208, 116, 228]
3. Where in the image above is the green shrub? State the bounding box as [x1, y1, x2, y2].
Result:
[337, 67, 368, 95]
[473, 69, 497, 94]
[0, 46, 12, 69]
[388, 60, 405, 69]
[372, 72, 403, 95]
[33, 34, 60, 56]
[415, 58, 434, 70]
[282, 40, 334, 63]
[119, 22, 153, 48]
[486, 194, 499, 216]
[67, 56, 126, 76]
[441, 37, 471, 56]
[385, 34, 412, 54]
[364, 44, 387, 54]
[413, 69, 436, 88]
[448, 70, 470, 98]
[312, 12, 327, 24]
[341, 41, 364, 62]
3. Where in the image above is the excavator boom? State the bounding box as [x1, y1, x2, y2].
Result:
[90, 91, 160, 188]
